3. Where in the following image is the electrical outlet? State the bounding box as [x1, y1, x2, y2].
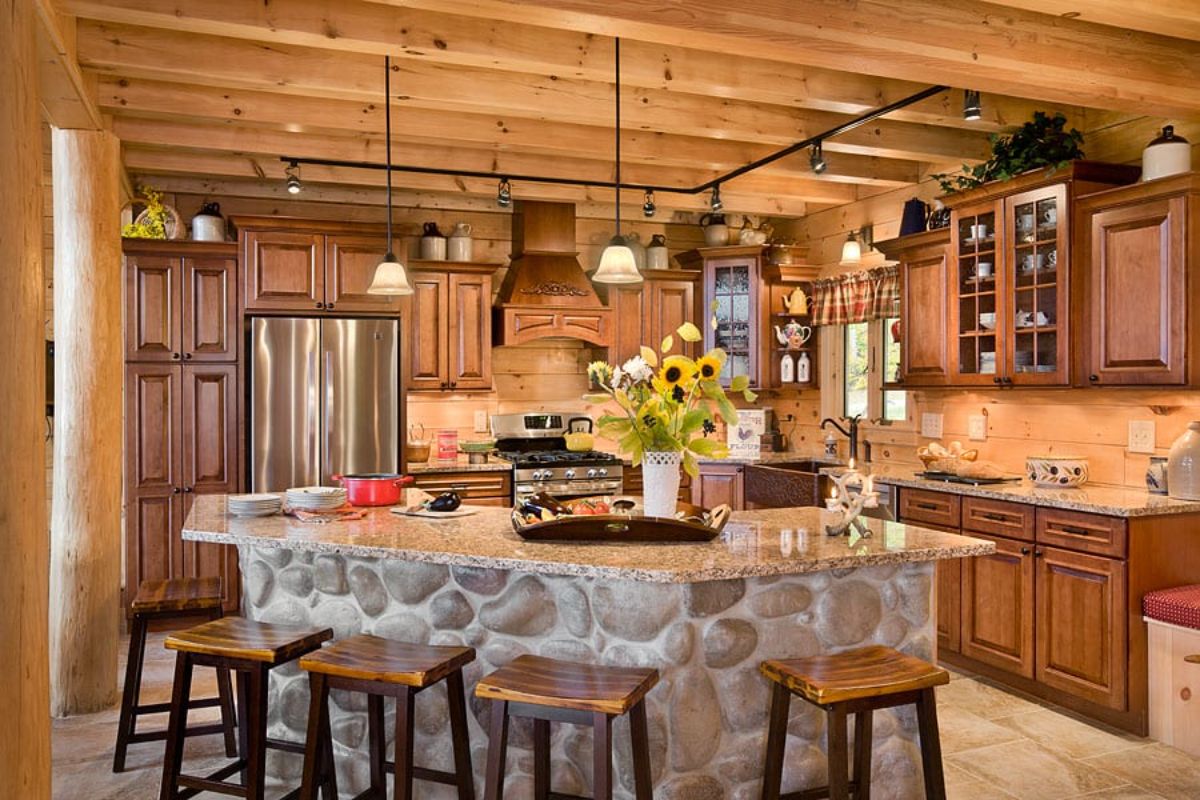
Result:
[1128, 420, 1156, 454]
[474, 410, 490, 433]
[921, 412, 944, 439]
[968, 414, 988, 442]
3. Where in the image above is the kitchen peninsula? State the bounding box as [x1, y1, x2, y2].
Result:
[184, 494, 992, 798]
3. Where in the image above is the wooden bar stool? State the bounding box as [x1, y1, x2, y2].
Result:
[298, 634, 477, 800]
[759, 645, 950, 800]
[158, 617, 334, 800]
[113, 577, 238, 773]
[475, 654, 659, 800]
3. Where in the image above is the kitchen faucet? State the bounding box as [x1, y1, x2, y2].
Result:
[821, 415, 862, 465]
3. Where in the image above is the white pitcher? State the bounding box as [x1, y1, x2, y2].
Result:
[448, 222, 473, 262]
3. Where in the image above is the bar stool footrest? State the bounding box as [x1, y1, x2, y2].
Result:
[126, 721, 229, 744]
[379, 761, 476, 788]
[176, 759, 248, 798]
[136, 696, 224, 716]
[264, 735, 307, 755]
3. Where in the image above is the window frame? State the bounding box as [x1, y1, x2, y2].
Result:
[820, 318, 912, 428]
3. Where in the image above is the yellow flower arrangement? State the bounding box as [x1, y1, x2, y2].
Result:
[584, 320, 756, 477]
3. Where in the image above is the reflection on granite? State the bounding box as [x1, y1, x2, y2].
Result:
[849, 463, 1200, 518]
[184, 494, 992, 583]
[696, 452, 842, 466]
[406, 455, 511, 474]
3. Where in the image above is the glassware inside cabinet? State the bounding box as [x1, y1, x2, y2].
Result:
[1010, 195, 1061, 376]
[956, 209, 997, 376]
[711, 263, 753, 383]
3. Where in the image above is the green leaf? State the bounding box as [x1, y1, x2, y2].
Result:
[682, 451, 700, 478]
[743, 388, 758, 403]
[582, 393, 611, 405]
[716, 395, 738, 425]
[660, 334, 674, 353]
[688, 437, 725, 456]
[639, 346, 659, 368]
[676, 321, 702, 343]
[730, 375, 749, 392]
[679, 408, 709, 436]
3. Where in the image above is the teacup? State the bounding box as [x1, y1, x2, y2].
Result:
[1020, 252, 1044, 273]
[979, 312, 996, 330]
[969, 223, 989, 241]
[1034, 311, 1050, 326]
[1016, 310, 1034, 327]
[1041, 207, 1058, 226]
[977, 261, 993, 278]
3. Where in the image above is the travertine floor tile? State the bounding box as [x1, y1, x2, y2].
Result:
[947, 738, 1125, 800]
[1082, 743, 1200, 800]
[989, 707, 1146, 759]
[935, 704, 1023, 755]
[935, 674, 1045, 719]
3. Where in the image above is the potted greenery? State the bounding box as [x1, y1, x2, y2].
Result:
[935, 112, 1085, 195]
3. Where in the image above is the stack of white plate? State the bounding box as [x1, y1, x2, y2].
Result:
[227, 493, 283, 517]
[285, 486, 347, 512]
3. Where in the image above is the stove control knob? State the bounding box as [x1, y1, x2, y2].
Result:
[586, 469, 598, 479]
[598, 468, 608, 477]
[564, 469, 576, 479]
[532, 470, 544, 481]
[538, 470, 551, 481]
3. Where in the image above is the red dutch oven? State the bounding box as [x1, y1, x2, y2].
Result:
[333, 473, 415, 507]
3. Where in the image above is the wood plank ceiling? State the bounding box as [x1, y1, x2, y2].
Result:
[46, 0, 1200, 218]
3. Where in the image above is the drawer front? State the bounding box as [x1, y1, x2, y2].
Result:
[1036, 507, 1127, 558]
[899, 488, 961, 528]
[411, 471, 513, 500]
[962, 497, 1035, 541]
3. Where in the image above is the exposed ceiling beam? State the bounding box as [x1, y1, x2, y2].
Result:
[60, 0, 1080, 131]
[33, 0, 103, 129]
[385, 0, 1200, 118]
[122, 147, 812, 217]
[982, 0, 1200, 43]
[76, 20, 992, 163]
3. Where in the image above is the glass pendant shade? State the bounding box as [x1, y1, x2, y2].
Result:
[367, 252, 413, 295]
[839, 236, 862, 267]
[592, 237, 642, 284]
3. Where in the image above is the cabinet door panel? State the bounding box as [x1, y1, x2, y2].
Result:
[406, 272, 449, 391]
[124, 494, 184, 608]
[324, 234, 402, 313]
[692, 466, 744, 511]
[448, 272, 492, 390]
[1003, 185, 1069, 385]
[937, 558, 962, 654]
[900, 245, 951, 384]
[243, 230, 323, 311]
[125, 364, 181, 494]
[650, 279, 698, 357]
[949, 200, 1005, 385]
[1087, 196, 1186, 385]
[961, 533, 1035, 678]
[182, 256, 237, 361]
[608, 284, 648, 366]
[1036, 546, 1127, 710]
[125, 255, 180, 361]
[180, 494, 241, 612]
[181, 365, 238, 493]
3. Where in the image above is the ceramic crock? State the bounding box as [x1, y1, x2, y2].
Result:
[1167, 421, 1200, 500]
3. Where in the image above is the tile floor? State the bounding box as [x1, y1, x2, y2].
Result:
[53, 633, 1200, 799]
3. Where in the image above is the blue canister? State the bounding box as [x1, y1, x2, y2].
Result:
[1147, 456, 1169, 494]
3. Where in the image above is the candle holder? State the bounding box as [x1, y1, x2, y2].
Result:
[824, 468, 880, 536]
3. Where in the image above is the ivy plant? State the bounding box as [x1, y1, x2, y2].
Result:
[935, 112, 1085, 195]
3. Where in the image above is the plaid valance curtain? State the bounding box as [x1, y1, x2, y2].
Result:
[810, 266, 900, 326]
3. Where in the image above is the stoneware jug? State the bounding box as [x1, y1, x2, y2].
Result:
[646, 233, 669, 269]
[419, 221, 447, 261]
[447, 222, 473, 261]
[1167, 421, 1200, 500]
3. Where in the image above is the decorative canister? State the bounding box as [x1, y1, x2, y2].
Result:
[624, 231, 647, 269]
[447, 222, 473, 261]
[700, 213, 729, 247]
[190, 202, 226, 242]
[1026, 455, 1089, 488]
[1142, 125, 1192, 182]
[646, 234, 669, 269]
[419, 221, 447, 260]
[1147, 456, 1169, 495]
[1167, 421, 1200, 499]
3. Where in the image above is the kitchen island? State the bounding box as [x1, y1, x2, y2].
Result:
[184, 494, 992, 799]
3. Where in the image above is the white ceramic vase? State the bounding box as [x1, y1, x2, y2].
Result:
[1167, 421, 1200, 500]
[641, 451, 681, 518]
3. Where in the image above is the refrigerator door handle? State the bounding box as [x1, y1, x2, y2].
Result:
[323, 349, 334, 484]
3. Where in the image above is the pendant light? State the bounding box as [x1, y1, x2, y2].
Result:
[368, 55, 413, 296]
[592, 37, 641, 284]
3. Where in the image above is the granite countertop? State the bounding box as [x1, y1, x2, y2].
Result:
[850, 463, 1200, 518]
[406, 455, 511, 474]
[696, 452, 839, 466]
[184, 493, 993, 583]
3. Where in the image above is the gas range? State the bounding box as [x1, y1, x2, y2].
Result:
[492, 412, 624, 502]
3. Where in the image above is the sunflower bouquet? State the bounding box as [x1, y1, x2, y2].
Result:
[584, 320, 757, 477]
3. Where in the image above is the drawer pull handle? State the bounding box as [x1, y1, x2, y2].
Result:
[1056, 524, 1098, 537]
[914, 502, 940, 511]
[1020, 547, 1031, 555]
[982, 512, 1012, 522]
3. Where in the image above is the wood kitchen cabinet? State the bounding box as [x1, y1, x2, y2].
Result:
[124, 241, 238, 362]
[1076, 173, 1200, 386]
[691, 462, 745, 510]
[961, 532, 1036, 678]
[237, 217, 402, 314]
[679, 246, 770, 388]
[405, 263, 495, 391]
[409, 470, 512, 507]
[880, 229, 952, 387]
[606, 268, 701, 364]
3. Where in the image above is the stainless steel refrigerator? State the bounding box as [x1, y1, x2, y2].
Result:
[249, 317, 400, 491]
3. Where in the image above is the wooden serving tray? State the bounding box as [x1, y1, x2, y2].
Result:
[512, 502, 730, 543]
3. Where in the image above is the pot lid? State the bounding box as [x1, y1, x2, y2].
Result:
[1148, 125, 1189, 146]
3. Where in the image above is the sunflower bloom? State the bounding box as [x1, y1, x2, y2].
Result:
[695, 353, 723, 382]
[659, 355, 697, 394]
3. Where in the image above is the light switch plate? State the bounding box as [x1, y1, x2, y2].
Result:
[968, 414, 988, 442]
[474, 410, 490, 433]
[1128, 420, 1155, 454]
[921, 412, 944, 439]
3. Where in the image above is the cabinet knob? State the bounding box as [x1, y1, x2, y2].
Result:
[1089, 374, 1099, 383]
[1020, 546, 1031, 555]
[1034, 549, 1044, 558]
[315, 302, 324, 309]
[326, 303, 334, 311]
[172, 352, 181, 361]
[184, 486, 194, 493]
[172, 486, 181, 494]
[183, 353, 193, 360]
[992, 376, 1002, 385]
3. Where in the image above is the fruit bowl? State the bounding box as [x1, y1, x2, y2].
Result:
[1026, 455, 1089, 488]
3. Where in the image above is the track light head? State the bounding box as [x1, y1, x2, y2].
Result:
[497, 177, 512, 208]
[710, 184, 723, 212]
[642, 189, 657, 218]
[285, 161, 302, 194]
[963, 89, 982, 121]
[809, 141, 828, 174]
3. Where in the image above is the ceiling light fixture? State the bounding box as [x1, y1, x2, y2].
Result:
[963, 89, 982, 121]
[710, 184, 724, 212]
[367, 56, 413, 296]
[496, 177, 512, 208]
[642, 189, 656, 218]
[810, 141, 828, 174]
[285, 160, 302, 194]
[592, 37, 641, 285]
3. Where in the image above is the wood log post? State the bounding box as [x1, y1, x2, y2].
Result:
[0, 0, 51, 793]
[49, 127, 123, 715]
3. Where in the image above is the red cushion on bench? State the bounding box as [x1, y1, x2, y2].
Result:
[1144, 585, 1200, 631]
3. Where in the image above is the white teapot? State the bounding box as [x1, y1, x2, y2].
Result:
[774, 320, 812, 350]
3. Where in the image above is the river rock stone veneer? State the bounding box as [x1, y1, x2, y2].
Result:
[242, 546, 935, 800]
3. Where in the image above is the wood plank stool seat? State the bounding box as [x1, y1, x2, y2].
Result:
[475, 654, 659, 800]
[297, 634, 477, 800]
[759, 645, 951, 800]
[113, 577, 238, 773]
[159, 617, 334, 800]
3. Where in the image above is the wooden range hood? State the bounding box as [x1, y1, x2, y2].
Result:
[494, 200, 613, 347]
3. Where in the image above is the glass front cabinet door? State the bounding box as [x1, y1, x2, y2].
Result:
[704, 256, 761, 387]
[951, 200, 1002, 385]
